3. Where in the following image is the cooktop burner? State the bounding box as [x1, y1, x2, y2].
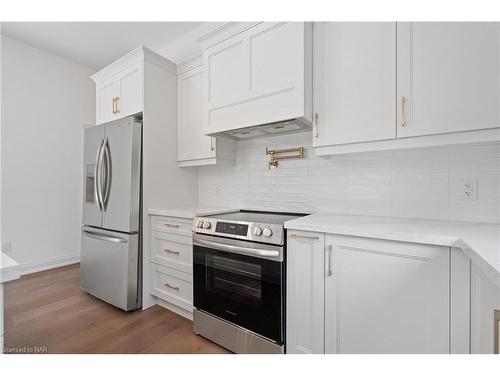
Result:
[192, 210, 308, 246]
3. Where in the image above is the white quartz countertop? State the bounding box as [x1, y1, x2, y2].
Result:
[1, 253, 21, 283]
[285, 213, 500, 288]
[148, 206, 239, 220]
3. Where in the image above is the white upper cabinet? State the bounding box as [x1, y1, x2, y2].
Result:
[177, 62, 235, 167]
[203, 22, 312, 135]
[324, 235, 450, 354]
[96, 78, 119, 124]
[313, 22, 396, 146]
[116, 63, 143, 120]
[177, 65, 214, 164]
[94, 62, 143, 125]
[91, 47, 175, 125]
[397, 22, 500, 137]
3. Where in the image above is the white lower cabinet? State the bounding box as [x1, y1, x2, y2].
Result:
[470, 262, 500, 354]
[286, 231, 466, 354]
[149, 214, 193, 319]
[324, 235, 450, 354]
[151, 263, 193, 312]
[286, 231, 325, 354]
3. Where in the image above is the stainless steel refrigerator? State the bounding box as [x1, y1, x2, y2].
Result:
[81, 115, 142, 311]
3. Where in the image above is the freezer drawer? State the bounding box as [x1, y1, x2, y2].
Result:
[80, 226, 140, 311]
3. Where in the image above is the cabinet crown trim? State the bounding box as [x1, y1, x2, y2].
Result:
[91, 45, 176, 83]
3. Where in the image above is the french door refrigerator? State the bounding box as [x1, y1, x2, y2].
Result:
[81, 115, 142, 311]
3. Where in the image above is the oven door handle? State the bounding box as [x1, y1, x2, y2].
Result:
[193, 237, 281, 260]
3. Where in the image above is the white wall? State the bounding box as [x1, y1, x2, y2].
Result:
[199, 132, 500, 224]
[1, 35, 95, 272]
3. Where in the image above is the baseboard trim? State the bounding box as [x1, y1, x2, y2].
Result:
[157, 298, 193, 321]
[14, 253, 80, 276]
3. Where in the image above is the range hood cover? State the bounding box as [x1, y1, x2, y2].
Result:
[216, 118, 311, 140]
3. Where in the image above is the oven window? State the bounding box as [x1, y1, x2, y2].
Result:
[207, 254, 262, 308]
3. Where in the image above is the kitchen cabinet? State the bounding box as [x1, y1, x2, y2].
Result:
[94, 62, 142, 125]
[397, 22, 500, 138]
[324, 235, 450, 354]
[149, 214, 194, 319]
[470, 262, 500, 354]
[313, 22, 396, 146]
[286, 231, 463, 354]
[92, 47, 172, 125]
[177, 63, 235, 167]
[314, 22, 500, 156]
[286, 231, 325, 354]
[203, 22, 312, 135]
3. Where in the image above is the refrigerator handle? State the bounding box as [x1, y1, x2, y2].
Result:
[82, 228, 128, 244]
[94, 139, 105, 211]
[97, 138, 107, 211]
[103, 138, 112, 211]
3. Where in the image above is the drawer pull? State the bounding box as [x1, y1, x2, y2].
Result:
[164, 282, 179, 291]
[163, 249, 180, 255]
[163, 223, 180, 228]
[290, 234, 320, 240]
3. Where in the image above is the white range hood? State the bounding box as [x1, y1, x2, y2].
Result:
[202, 22, 313, 140]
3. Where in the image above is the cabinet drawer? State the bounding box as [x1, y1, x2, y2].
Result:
[151, 231, 193, 274]
[150, 215, 192, 236]
[151, 263, 192, 312]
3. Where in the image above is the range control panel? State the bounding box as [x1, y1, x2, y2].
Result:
[192, 217, 284, 246]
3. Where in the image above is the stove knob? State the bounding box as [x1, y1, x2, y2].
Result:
[203, 221, 211, 229]
[253, 227, 263, 236]
[197, 221, 204, 229]
[263, 228, 273, 238]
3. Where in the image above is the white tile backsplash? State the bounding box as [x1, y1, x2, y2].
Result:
[198, 132, 500, 223]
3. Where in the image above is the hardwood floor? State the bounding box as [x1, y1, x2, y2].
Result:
[3, 263, 229, 354]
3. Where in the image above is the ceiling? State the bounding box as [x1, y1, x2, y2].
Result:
[1, 22, 203, 70]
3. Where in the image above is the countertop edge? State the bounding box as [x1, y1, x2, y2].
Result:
[284, 219, 500, 289]
[148, 207, 239, 219]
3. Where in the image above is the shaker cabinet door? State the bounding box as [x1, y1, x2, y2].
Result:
[397, 22, 500, 137]
[286, 231, 325, 354]
[116, 63, 143, 119]
[177, 66, 215, 163]
[97, 79, 118, 125]
[325, 235, 450, 354]
[313, 22, 396, 146]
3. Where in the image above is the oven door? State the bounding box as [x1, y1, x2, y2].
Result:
[193, 234, 284, 344]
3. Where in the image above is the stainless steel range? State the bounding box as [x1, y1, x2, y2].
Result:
[192, 210, 306, 354]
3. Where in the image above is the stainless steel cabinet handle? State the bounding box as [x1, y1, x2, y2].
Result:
[327, 244, 333, 277]
[112, 97, 116, 114]
[164, 223, 180, 228]
[163, 249, 180, 255]
[400, 96, 406, 127]
[289, 234, 320, 240]
[210, 137, 215, 151]
[164, 283, 179, 291]
[94, 139, 104, 211]
[115, 96, 120, 114]
[82, 229, 128, 244]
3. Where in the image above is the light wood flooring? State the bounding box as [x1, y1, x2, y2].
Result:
[4, 263, 229, 354]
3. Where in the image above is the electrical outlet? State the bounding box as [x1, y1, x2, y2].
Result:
[215, 185, 222, 197]
[461, 179, 478, 201]
[1, 240, 12, 253]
